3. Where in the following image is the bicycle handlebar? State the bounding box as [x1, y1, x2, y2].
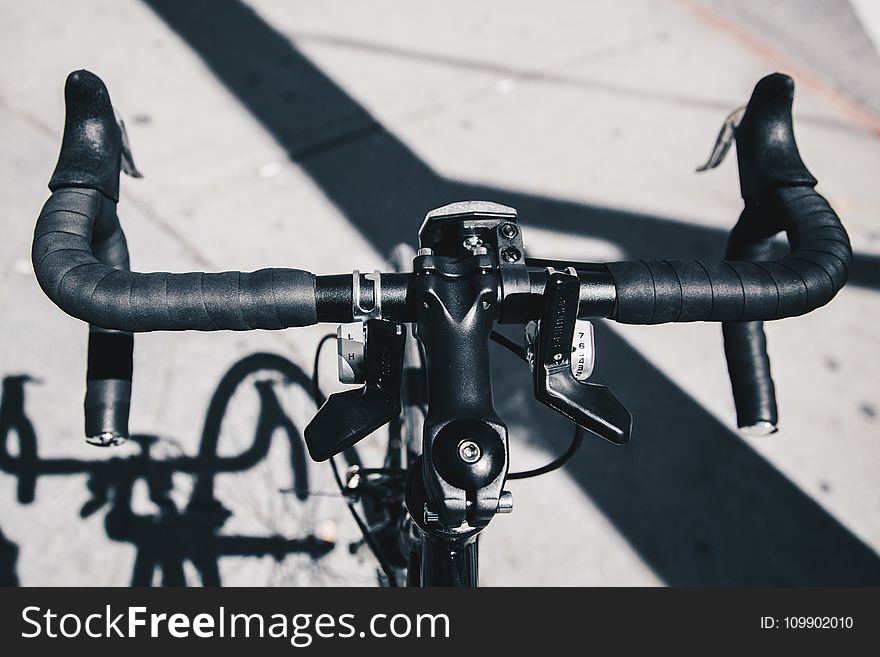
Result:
[37, 72, 319, 331]
[607, 186, 848, 323]
[33, 70, 851, 440]
[607, 75, 849, 325]
[36, 187, 319, 331]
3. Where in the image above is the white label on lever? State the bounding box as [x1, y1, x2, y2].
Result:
[337, 322, 366, 384]
[570, 319, 594, 381]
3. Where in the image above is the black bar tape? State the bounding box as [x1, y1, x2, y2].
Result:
[85, 379, 131, 441]
[87, 331, 133, 381]
[723, 320, 777, 430]
[33, 188, 318, 331]
[85, 329, 133, 442]
[721, 219, 778, 430]
[606, 186, 851, 324]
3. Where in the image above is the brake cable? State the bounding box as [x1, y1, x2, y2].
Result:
[507, 427, 584, 480]
[489, 330, 585, 480]
[489, 330, 526, 360]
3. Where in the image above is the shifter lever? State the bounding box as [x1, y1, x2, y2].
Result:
[530, 270, 632, 445]
[305, 319, 406, 461]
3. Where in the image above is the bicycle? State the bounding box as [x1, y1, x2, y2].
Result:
[31, 69, 851, 586]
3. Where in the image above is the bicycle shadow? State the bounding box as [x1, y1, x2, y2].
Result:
[0, 357, 332, 587]
[140, 0, 880, 585]
[0, 527, 18, 586]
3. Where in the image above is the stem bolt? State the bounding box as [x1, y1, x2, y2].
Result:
[500, 246, 521, 263]
[458, 440, 482, 463]
[463, 235, 484, 251]
[501, 223, 518, 239]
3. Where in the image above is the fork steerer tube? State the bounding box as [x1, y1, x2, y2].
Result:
[419, 534, 479, 587]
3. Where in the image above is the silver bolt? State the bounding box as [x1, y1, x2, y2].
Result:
[458, 440, 482, 463]
[417, 247, 434, 256]
[500, 223, 518, 239]
[500, 247, 521, 262]
[553, 353, 563, 362]
[463, 235, 484, 251]
[497, 491, 514, 514]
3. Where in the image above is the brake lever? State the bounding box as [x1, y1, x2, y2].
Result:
[695, 105, 745, 172]
[116, 115, 143, 179]
[530, 270, 632, 445]
[304, 319, 406, 461]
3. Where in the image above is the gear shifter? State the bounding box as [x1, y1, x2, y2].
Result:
[305, 319, 406, 461]
[530, 270, 632, 445]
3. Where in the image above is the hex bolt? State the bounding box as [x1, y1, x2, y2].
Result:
[501, 223, 518, 239]
[500, 247, 521, 263]
[417, 247, 434, 256]
[497, 491, 514, 514]
[463, 235, 484, 251]
[458, 440, 482, 463]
